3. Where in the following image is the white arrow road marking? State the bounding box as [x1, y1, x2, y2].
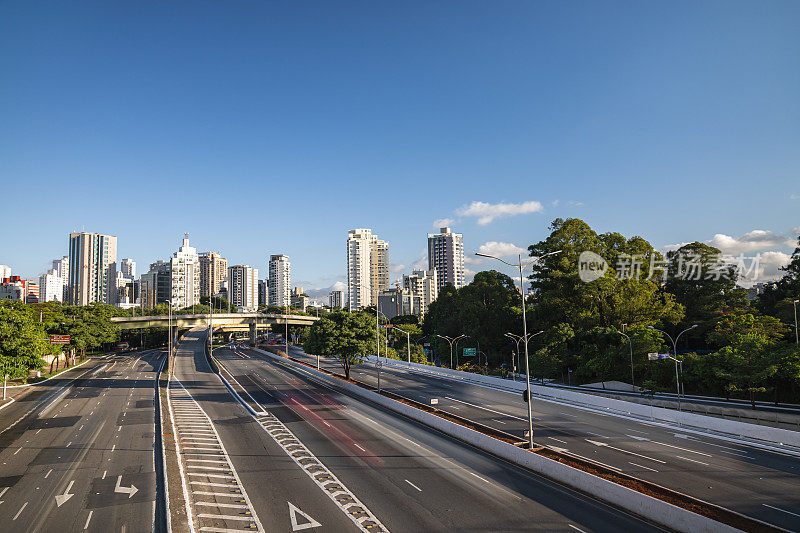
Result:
[114, 475, 138, 498]
[586, 440, 666, 464]
[56, 480, 75, 507]
[288, 501, 321, 531]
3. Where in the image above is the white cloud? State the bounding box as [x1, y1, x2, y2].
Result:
[739, 251, 792, 287]
[456, 200, 543, 225]
[478, 241, 526, 258]
[791, 193, 799, 200]
[567, 200, 584, 207]
[390, 263, 406, 274]
[433, 218, 456, 228]
[551, 200, 560, 207]
[306, 280, 347, 300]
[410, 249, 427, 271]
[464, 254, 483, 265]
[707, 230, 794, 255]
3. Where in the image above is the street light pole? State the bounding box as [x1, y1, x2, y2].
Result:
[619, 323, 635, 388]
[395, 327, 412, 363]
[648, 324, 697, 407]
[794, 300, 799, 345]
[477, 249, 561, 449]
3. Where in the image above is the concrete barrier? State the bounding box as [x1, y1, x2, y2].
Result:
[254, 349, 739, 533]
[366, 356, 800, 449]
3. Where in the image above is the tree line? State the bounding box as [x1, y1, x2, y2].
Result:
[304, 218, 800, 403]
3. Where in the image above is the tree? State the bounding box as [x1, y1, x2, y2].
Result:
[664, 242, 747, 347]
[304, 311, 377, 380]
[0, 307, 51, 379]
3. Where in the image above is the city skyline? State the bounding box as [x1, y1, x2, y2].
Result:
[2, 2, 799, 293]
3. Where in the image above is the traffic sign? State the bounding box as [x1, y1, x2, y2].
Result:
[463, 347, 477, 357]
[50, 335, 70, 345]
[648, 352, 670, 360]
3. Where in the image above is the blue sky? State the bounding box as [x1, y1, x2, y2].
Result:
[1, 1, 798, 296]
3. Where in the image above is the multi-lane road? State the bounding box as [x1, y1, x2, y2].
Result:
[283, 342, 800, 532]
[1, 329, 798, 532]
[179, 330, 662, 532]
[0, 350, 164, 532]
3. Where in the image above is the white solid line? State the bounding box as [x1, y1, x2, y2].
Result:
[444, 396, 526, 421]
[188, 473, 235, 480]
[189, 481, 239, 488]
[192, 491, 244, 497]
[13, 501, 27, 520]
[102, 470, 107, 479]
[84, 510, 93, 530]
[187, 459, 228, 465]
[568, 524, 588, 533]
[676, 455, 709, 466]
[628, 462, 659, 472]
[0, 487, 8, 498]
[354, 444, 366, 452]
[13, 447, 21, 455]
[548, 437, 568, 444]
[111, 445, 116, 451]
[405, 479, 422, 492]
[195, 501, 250, 509]
[188, 466, 230, 472]
[762, 504, 800, 518]
[197, 513, 255, 521]
[45, 469, 52, 478]
[198, 527, 258, 533]
[653, 440, 712, 457]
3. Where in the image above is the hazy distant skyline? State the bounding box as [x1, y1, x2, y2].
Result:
[2, 2, 798, 292]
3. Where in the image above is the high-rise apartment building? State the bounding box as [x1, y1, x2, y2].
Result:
[0, 265, 11, 280]
[199, 252, 228, 298]
[268, 255, 291, 308]
[25, 281, 39, 303]
[346, 228, 389, 311]
[51, 256, 69, 301]
[258, 279, 268, 308]
[427, 227, 464, 291]
[228, 265, 258, 312]
[329, 290, 345, 309]
[120, 258, 136, 279]
[140, 260, 170, 309]
[170, 234, 200, 309]
[403, 269, 438, 316]
[68, 232, 118, 305]
[39, 269, 64, 302]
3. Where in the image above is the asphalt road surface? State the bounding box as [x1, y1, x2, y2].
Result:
[201, 336, 662, 533]
[0, 350, 164, 533]
[281, 343, 800, 532]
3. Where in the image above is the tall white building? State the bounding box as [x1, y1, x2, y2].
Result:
[346, 228, 389, 311]
[199, 252, 228, 298]
[68, 232, 118, 305]
[403, 269, 438, 316]
[170, 234, 200, 309]
[51, 256, 69, 301]
[228, 265, 258, 312]
[39, 269, 63, 302]
[0, 265, 11, 280]
[428, 227, 464, 291]
[329, 290, 345, 309]
[120, 258, 136, 279]
[268, 255, 291, 308]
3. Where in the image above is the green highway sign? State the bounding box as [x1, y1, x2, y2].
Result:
[463, 347, 477, 357]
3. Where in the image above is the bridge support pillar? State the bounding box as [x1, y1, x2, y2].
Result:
[249, 323, 256, 346]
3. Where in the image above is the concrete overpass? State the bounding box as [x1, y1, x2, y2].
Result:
[110, 313, 319, 343]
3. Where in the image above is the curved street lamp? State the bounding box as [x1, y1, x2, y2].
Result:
[436, 334, 467, 369]
[648, 324, 698, 407]
[476, 249, 561, 448]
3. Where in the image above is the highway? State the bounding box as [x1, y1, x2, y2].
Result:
[180, 330, 662, 532]
[281, 343, 800, 532]
[0, 350, 164, 533]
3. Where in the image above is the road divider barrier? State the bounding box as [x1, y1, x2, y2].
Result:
[250, 348, 779, 533]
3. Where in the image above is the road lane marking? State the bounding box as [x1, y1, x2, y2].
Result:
[45, 469, 52, 478]
[83, 510, 93, 529]
[676, 455, 709, 466]
[568, 524, 587, 533]
[586, 440, 666, 463]
[405, 479, 422, 492]
[762, 504, 800, 518]
[443, 396, 525, 420]
[354, 444, 366, 452]
[13, 501, 27, 520]
[13, 447, 21, 455]
[195, 501, 248, 509]
[628, 462, 659, 472]
[548, 437, 568, 444]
